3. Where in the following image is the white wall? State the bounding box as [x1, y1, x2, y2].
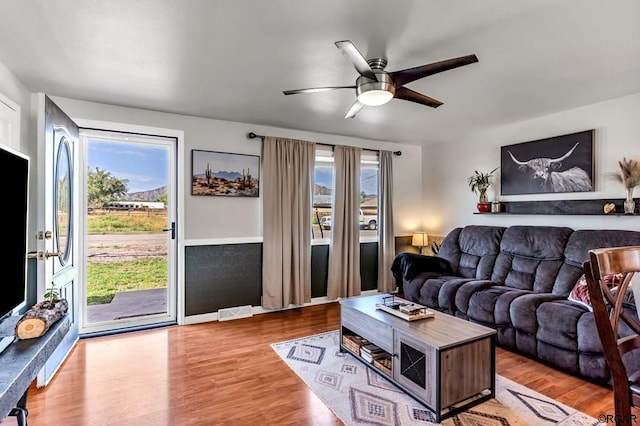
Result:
[51, 96, 423, 241]
[0, 61, 31, 153]
[423, 93, 640, 236]
[0, 62, 37, 251]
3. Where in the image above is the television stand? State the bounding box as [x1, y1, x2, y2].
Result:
[0, 335, 15, 355]
[0, 314, 70, 425]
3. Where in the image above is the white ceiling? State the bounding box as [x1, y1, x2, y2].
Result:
[1, 0, 639, 146]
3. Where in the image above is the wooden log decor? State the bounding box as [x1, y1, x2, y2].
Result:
[14, 299, 69, 340]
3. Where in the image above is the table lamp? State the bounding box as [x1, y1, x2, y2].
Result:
[411, 232, 428, 255]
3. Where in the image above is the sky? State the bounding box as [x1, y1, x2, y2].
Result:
[87, 140, 168, 193]
[191, 150, 259, 177]
[88, 140, 378, 195]
[315, 165, 378, 196]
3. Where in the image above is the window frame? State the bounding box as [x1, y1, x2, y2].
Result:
[311, 147, 379, 245]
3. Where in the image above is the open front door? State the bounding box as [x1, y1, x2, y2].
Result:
[35, 94, 80, 386]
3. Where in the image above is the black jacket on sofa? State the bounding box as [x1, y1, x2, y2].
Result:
[391, 225, 640, 384]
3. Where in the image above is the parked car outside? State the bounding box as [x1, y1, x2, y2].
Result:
[319, 210, 377, 230]
[320, 216, 332, 230]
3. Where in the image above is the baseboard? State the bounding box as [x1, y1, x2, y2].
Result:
[183, 290, 381, 325]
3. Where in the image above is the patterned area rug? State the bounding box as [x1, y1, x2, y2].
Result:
[271, 331, 599, 425]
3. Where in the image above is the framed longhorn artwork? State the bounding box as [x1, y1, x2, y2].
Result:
[500, 130, 594, 195]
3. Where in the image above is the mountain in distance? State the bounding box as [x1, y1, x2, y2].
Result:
[211, 171, 241, 181]
[314, 184, 331, 195]
[193, 171, 257, 181]
[120, 186, 167, 201]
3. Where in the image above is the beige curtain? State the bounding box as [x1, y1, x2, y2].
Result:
[377, 150, 396, 293]
[327, 145, 362, 299]
[262, 137, 315, 309]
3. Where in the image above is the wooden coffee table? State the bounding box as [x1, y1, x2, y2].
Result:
[339, 293, 496, 422]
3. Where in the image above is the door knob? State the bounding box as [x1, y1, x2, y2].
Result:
[45, 251, 62, 259]
[27, 251, 42, 260]
[27, 251, 62, 260]
[162, 222, 176, 239]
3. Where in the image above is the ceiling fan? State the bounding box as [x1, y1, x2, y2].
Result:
[283, 40, 478, 119]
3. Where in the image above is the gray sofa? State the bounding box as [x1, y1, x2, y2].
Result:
[391, 225, 640, 384]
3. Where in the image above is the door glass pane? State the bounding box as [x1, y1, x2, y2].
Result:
[55, 136, 72, 266]
[85, 135, 171, 326]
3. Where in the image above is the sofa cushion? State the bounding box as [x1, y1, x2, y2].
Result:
[536, 300, 589, 351]
[465, 286, 530, 326]
[438, 225, 505, 279]
[438, 277, 476, 313]
[510, 293, 566, 337]
[454, 280, 496, 317]
[491, 226, 573, 292]
[403, 272, 444, 304]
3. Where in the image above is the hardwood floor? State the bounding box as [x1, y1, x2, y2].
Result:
[1, 302, 629, 425]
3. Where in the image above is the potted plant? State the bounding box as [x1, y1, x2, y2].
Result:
[612, 157, 640, 215]
[468, 167, 498, 213]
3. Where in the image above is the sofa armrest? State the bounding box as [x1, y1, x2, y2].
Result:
[391, 252, 453, 282]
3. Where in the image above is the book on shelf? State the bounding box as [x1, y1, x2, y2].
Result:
[360, 343, 384, 355]
[361, 350, 388, 363]
[373, 356, 393, 377]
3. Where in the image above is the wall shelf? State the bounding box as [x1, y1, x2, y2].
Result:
[474, 198, 639, 216]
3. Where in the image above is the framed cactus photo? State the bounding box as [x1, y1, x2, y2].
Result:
[191, 150, 260, 197]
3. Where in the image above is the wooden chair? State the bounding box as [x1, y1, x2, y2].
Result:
[583, 246, 640, 426]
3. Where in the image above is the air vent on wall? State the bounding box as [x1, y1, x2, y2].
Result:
[218, 305, 253, 321]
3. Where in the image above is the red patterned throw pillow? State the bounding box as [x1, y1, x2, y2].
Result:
[568, 273, 625, 311]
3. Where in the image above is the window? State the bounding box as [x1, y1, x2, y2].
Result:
[312, 147, 379, 242]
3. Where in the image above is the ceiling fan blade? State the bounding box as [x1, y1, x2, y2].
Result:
[390, 54, 478, 87]
[394, 87, 443, 108]
[283, 86, 356, 95]
[344, 100, 364, 119]
[335, 40, 377, 81]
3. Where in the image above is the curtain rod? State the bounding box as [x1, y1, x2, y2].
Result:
[246, 132, 401, 156]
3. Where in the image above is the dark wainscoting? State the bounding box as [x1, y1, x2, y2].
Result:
[185, 243, 263, 316]
[311, 242, 379, 296]
[360, 242, 378, 291]
[311, 245, 329, 298]
[185, 241, 382, 316]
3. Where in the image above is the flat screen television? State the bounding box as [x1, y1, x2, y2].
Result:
[0, 143, 29, 353]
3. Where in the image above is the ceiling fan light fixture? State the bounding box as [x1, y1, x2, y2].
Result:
[357, 89, 394, 106]
[356, 73, 395, 106]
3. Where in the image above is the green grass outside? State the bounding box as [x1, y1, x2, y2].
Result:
[87, 212, 166, 234]
[86, 211, 169, 304]
[86, 257, 167, 305]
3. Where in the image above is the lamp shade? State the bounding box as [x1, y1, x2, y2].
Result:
[411, 232, 428, 247]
